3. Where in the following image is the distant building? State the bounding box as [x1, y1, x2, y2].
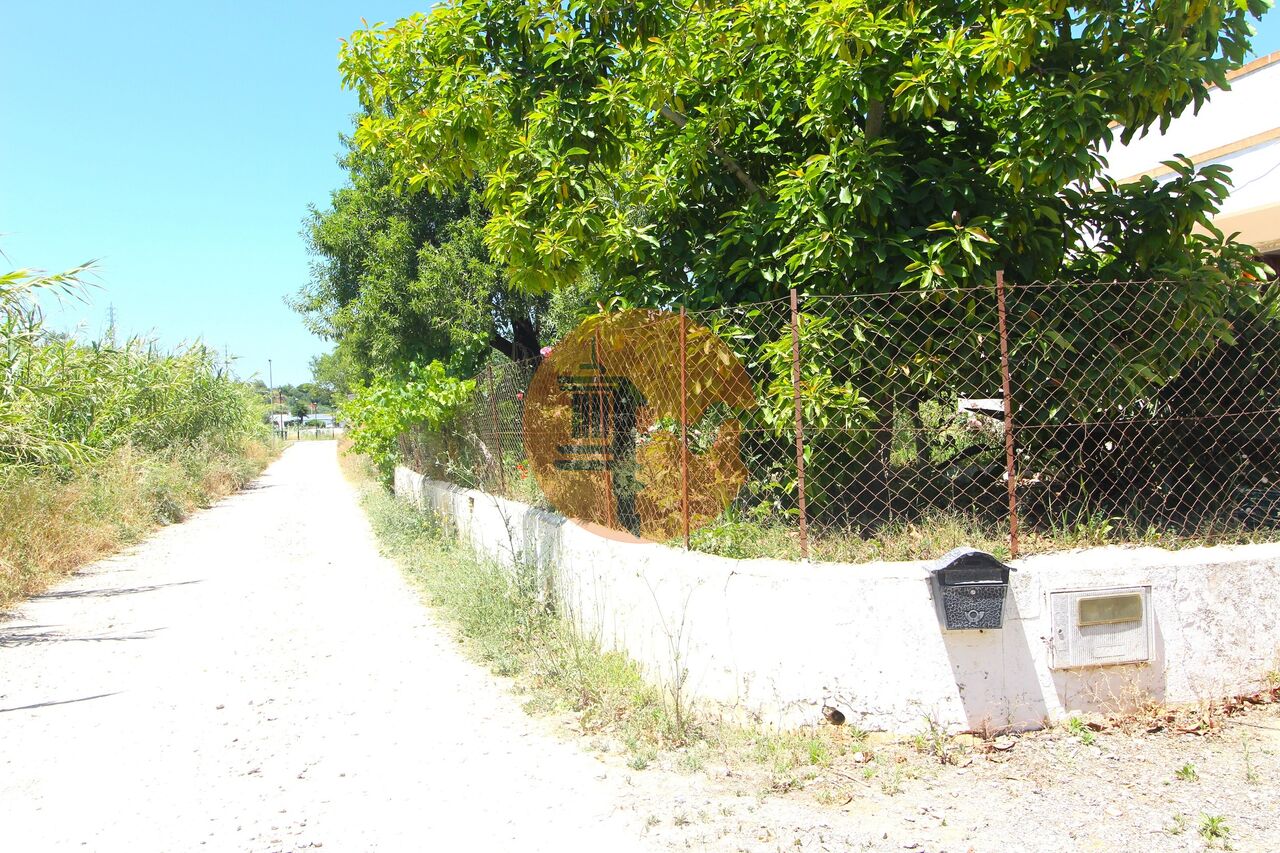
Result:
[1104, 52, 1280, 273]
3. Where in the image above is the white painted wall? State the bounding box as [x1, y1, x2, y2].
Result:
[396, 467, 1280, 733]
[1104, 62, 1280, 180]
[1103, 59, 1280, 228]
[1204, 139, 1280, 220]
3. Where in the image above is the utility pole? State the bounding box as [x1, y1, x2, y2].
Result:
[269, 359, 275, 428]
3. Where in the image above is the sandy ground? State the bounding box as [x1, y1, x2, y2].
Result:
[4, 441, 1278, 853]
[1, 443, 662, 852]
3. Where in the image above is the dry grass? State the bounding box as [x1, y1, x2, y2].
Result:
[0, 439, 275, 608]
[336, 436, 376, 484]
[683, 508, 1018, 562]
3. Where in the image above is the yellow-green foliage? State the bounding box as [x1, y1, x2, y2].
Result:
[341, 360, 474, 478]
[0, 263, 274, 605]
[1, 331, 266, 470]
[3, 265, 267, 468]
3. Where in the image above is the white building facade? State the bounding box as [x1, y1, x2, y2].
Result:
[1104, 51, 1280, 271]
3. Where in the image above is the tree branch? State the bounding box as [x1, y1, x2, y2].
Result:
[488, 332, 517, 361]
[865, 98, 885, 141]
[659, 104, 762, 197]
[489, 320, 542, 365]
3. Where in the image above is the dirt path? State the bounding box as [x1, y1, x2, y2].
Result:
[0, 442, 660, 852]
[7, 442, 1277, 853]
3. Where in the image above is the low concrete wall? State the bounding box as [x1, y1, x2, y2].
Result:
[395, 466, 1280, 732]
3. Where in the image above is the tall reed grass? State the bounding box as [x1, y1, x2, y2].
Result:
[0, 263, 274, 607]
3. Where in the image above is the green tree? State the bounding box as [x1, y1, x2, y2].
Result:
[299, 383, 332, 408]
[336, 1, 1280, 529]
[340, 0, 1267, 306]
[308, 351, 353, 400]
[292, 134, 585, 383]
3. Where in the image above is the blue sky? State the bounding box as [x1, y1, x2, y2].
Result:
[2, 4, 1278, 386]
[1, 2, 422, 386]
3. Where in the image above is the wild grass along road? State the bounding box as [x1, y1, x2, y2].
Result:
[8, 442, 1276, 853]
[0, 442, 651, 852]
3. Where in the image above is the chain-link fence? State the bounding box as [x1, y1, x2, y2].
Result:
[400, 277, 1280, 561]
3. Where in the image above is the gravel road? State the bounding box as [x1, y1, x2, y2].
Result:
[0, 442, 655, 852]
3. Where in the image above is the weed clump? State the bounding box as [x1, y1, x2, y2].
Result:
[359, 484, 693, 753]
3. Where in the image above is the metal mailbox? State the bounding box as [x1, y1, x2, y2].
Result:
[931, 547, 1015, 630]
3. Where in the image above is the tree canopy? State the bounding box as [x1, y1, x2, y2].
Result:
[292, 135, 568, 384]
[339, 0, 1269, 308]
[307, 351, 353, 400]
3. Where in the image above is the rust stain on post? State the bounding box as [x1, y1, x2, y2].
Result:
[487, 364, 506, 496]
[789, 288, 811, 559]
[680, 306, 691, 549]
[592, 325, 618, 530]
[996, 270, 1019, 559]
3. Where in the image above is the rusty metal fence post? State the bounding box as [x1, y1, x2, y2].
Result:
[789, 288, 811, 559]
[486, 364, 506, 496]
[996, 271, 1019, 558]
[679, 307, 691, 549]
[591, 326, 618, 530]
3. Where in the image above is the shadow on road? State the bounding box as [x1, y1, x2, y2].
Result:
[0, 627, 164, 648]
[32, 580, 202, 601]
[0, 692, 121, 713]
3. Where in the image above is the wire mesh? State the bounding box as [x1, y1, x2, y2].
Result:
[399, 278, 1280, 561]
[1007, 279, 1280, 546]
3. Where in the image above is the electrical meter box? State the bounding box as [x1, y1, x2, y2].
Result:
[1048, 585, 1152, 669]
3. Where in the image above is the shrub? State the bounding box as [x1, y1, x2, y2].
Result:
[340, 360, 475, 479]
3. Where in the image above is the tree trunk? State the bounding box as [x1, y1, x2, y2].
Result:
[488, 317, 542, 365]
